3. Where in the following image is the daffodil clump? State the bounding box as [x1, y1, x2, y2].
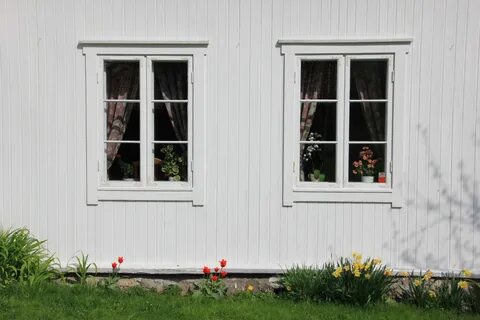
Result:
[400, 268, 477, 312]
[325, 252, 395, 306]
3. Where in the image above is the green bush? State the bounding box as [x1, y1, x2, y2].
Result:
[282, 253, 395, 306]
[467, 282, 480, 313]
[435, 271, 471, 312]
[0, 228, 58, 286]
[281, 265, 328, 301]
[399, 271, 436, 308]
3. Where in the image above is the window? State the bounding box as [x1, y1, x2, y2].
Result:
[81, 41, 208, 205]
[280, 39, 411, 207]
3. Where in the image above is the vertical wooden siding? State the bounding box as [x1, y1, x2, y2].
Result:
[0, 0, 479, 273]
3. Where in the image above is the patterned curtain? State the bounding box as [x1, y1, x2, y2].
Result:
[300, 62, 336, 141]
[352, 63, 385, 142]
[105, 64, 139, 169]
[155, 63, 188, 142]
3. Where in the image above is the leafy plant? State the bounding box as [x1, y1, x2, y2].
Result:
[467, 281, 480, 313]
[399, 270, 436, 308]
[0, 228, 59, 286]
[435, 271, 470, 311]
[352, 146, 379, 177]
[160, 145, 186, 181]
[282, 253, 395, 306]
[69, 252, 97, 285]
[281, 265, 327, 301]
[117, 154, 134, 179]
[193, 259, 228, 299]
[100, 256, 124, 290]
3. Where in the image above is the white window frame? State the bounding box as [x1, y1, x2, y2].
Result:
[279, 39, 412, 208]
[81, 41, 208, 205]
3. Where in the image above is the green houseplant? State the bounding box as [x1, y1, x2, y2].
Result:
[160, 145, 185, 181]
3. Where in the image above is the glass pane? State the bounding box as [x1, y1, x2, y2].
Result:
[153, 61, 188, 100]
[154, 143, 188, 182]
[300, 144, 336, 182]
[349, 102, 386, 141]
[105, 61, 140, 100]
[348, 144, 386, 183]
[154, 103, 188, 141]
[300, 102, 336, 142]
[106, 142, 140, 181]
[105, 102, 140, 141]
[350, 60, 388, 100]
[300, 60, 337, 100]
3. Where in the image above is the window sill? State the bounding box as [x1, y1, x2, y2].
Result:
[96, 188, 196, 203]
[290, 188, 402, 208]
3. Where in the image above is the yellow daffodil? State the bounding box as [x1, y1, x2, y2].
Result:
[286, 285, 291, 292]
[413, 279, 422, 287]
[373, 257, 382, 265]
[428, 290, 436, 299]
[384, 268, 393, 276]
[354, 270, 361, 277]
[332, 267, 343, 278]
[422, 270, 433, 281]
[365, 261, 372, 271]
[365, 273, 371, 280]
[458, 281, 468, 289]
[247, 284, 254, 292]
[352, 252, 362, 262]
[399, 271, 410, 277]
[343, 265, 350, 272]
[462, 269, 473, 277]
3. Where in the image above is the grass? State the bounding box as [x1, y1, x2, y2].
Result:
[0, 283, 479, 320]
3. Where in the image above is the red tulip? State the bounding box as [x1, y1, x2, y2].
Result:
[112, 262, 118, 269]
[221, 271, 227, 278]
[214, 267, 219, 272]
[118, 256, 124, 264]
[219, 259, 227, 268]
[202, 266, 211, 275]
[211, 275, 218, 282]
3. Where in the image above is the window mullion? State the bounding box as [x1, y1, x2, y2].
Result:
[336, 56, 345, 186]
[140, 56, 148, 186]
[343, 57, 351, 187]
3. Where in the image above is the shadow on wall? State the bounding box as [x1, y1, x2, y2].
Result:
[398, 125, 479, 270]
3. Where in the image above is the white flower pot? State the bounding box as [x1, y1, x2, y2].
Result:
[361, 176, 374, 183]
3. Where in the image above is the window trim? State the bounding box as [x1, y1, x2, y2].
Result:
[280, 39, 412, 208]
[81, 41, 208, 206]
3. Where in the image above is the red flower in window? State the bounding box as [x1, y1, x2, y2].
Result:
[219, 259, 227, 268]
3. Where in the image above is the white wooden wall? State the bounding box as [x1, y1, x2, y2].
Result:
[0, 0, 479, 274]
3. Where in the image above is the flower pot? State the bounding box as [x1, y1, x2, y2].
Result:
[168, 177, 176, 182]
[361, 176, 374, 183]
[309, 173, 326, 182]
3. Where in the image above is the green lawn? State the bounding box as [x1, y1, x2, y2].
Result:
[0, 283, 479, 320]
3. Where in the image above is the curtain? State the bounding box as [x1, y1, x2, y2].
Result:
[300, 62, 336, 141]
[352, 63, 385, 142]
[299, 62, 336, 179]
[106, 64, 139, 169]
[156, 63, 188, 142]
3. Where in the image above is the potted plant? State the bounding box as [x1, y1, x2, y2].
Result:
[160, 145, 185, 181]
[352, 146, 378, 183]
[302, 133, 326, 182]
[117, 154, 135, 181]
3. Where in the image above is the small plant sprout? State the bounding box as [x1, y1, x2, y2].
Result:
[70, 252, 97, 285]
